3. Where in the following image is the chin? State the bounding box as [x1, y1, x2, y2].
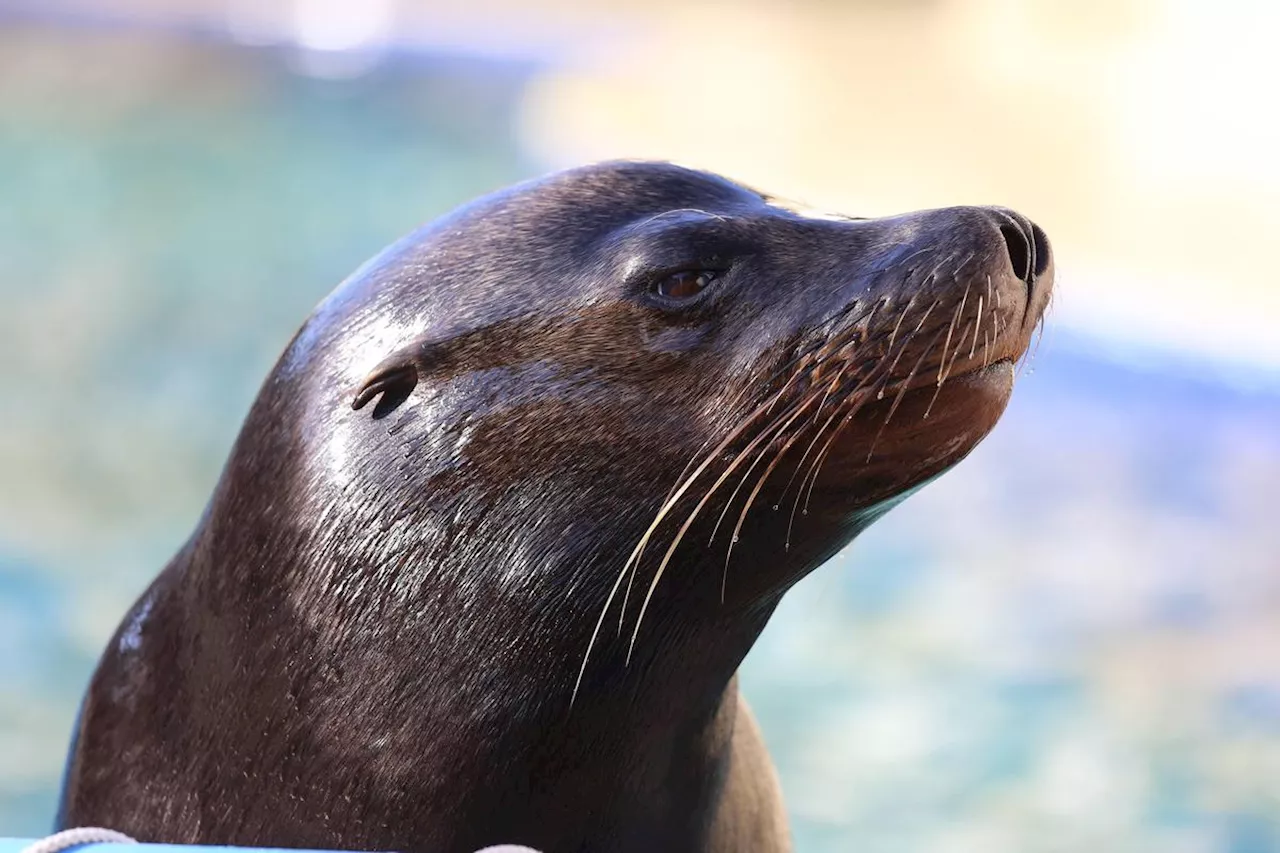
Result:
[814, 360, 1016, 510]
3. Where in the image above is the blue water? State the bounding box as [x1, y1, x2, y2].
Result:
[2, 29, 1278, 853]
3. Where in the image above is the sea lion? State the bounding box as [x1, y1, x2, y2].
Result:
[56, 161, 1053, 853]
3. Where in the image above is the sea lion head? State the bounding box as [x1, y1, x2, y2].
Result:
[252, 160, 1052, 694]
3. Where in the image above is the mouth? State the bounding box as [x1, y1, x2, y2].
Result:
[798, 355, 1017, 509]
[885, 354, 1017, 401]
[932, 356, 1017, 404]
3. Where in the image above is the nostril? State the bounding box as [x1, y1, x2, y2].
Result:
[1029, 222, 1051, 278]
[998, 222, 1033, 284]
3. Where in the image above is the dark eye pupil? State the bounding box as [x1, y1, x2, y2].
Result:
[658, 270, 713, 300]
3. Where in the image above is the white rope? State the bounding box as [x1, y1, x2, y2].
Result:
[18, 829, 536, 853]
[19, 828, 136, 853]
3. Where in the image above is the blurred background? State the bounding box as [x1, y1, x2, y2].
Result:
[1, 1, 1278, 850]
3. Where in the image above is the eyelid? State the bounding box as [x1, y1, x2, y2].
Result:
[655, 269, 716, 300]
[641, 264, 728, 311]
[613, 221, 750, 308]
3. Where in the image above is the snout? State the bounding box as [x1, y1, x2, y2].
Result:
[914, 205, 1054, 334]
[868, 204, 1055, 354]
[982, 206, 1054, 329]
[807, 204, 1055, 398]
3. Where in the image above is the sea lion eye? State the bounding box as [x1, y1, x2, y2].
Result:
[655, 270, 716, 301]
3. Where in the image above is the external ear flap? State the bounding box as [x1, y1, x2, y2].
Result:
[352, 340, 443, 415]
[352, 358, 417, 413]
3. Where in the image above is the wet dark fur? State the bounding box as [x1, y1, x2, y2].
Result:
[57, 162, 1053, 853]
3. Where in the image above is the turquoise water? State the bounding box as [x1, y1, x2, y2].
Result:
[2, 33, 1279, 853]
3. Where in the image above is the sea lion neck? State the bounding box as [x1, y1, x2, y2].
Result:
[182, 475, 776, 852]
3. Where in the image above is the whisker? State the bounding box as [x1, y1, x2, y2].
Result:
[878, 298, 940, 400]
[807, 300, 881, 425]
[622, 297, 885, 638]
[938, 287, 976, 387]
[810, 362, 850, 429]
[923, 368, 948, 421]
[923, 250, 962, 285]
[721, 366, 877, 581]
[628, 391, 824, 662]
[638, 208, 729, 227]
[664, 337, 833, 507]
[613, 381, 804, 640]
[800, 372, 893, 514]
[618, 375, 806, 633]
[888, 247, 933, 273]
[953, 280, 971, 338]
[911, 295, 942, 336]
[969, 295, 983, 359]
[785, 363, 890, 543]
[577, 380, 814, 705]
[709, 391, 819, 548]
[866, 325, 947, 461]
[885, 295, 915, 351]
[581, 381, 808, 701]
[937, 300, 964, 385]
[573, 548, 643, 707]
[923, 277, 969, 400]
[787, 365, 855, 502]
[707, 301, 880, 554]
[721, 292, 928, 602]
[1016, 315, 1046, 381]
[944, 318, 975, 381]
[714, 431, 788, 602]
[666, 394, 817, 620]
[926, 307, 972, 419]
[722, 451, 782, 580]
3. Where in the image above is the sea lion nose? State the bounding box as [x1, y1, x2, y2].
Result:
[987, 207, 1052, 286]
